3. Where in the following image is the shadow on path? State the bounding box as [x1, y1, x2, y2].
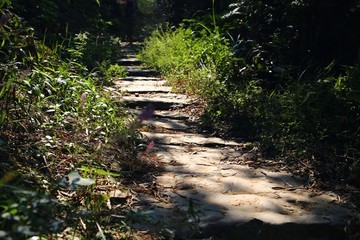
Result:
[117, 42, 358, 240]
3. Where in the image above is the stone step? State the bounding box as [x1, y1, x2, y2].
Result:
[130, 109, 190, 120]
[117, 76, 162, 81]
[119, 50, 141, 57]
[142, 132, 241, 147]
[123, 94, 191, 110]
[125, 66, 158, 77]
[117, 57, 142, 66]
[143, 118, 191, 131]
[118, 41, 143, 61]
[115, 80, 172, 93]
[120, 50, 137, 56]
[115, 80, 167, 86]
[122, 86, 173, 93]
[155, 110, 189, 120]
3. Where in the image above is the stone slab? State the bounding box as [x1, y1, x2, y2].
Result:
[123, 94, 191, 110]
[117, 57, 142, 66]
[143, 118, 191, 131]
[155, 110, 190, 120]
[118, 76, 161, 81]
[142, 132, 241, 146]
[128, 109, 190, 120]
[125, 66, 158, 77]
[132, 143, 358, 237]
[137, 165, 356, 233]
[115, 80, 167, 86]
[121, 86, 173, 93]
[115, 79, 172, 93]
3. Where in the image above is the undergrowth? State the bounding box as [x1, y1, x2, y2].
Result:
[139, 22, 235, 98]
[139, 20, 360, 187]
[0, 7, 153, 239]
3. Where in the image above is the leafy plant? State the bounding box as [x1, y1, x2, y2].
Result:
[0, 183, 61, 239]
[98, 62, 128, 85]
[139, 21, 235, 99]
[139, 6, 360, 187]
[68, 31, 121, 71]
[0, 4, 144, 239]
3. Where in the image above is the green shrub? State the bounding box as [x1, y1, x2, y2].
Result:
[140, 20, 360, 186]
[218, 66, 360, 183]
[139, 23, 235, 98]
[68, 32, 121, 71]
[98, 62, 128, 85]
[0, 7, 139, 238]
[0, 183, 60, 239]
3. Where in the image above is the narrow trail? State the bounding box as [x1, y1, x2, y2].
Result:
[116, 43, 358, 239]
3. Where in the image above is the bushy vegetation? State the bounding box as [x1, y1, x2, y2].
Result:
[139, 1, 360, 187]
[0, 2, 149, 238]
[140, 23, 235, 97]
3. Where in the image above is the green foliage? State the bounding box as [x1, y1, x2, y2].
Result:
[0, 0, 11, 9]
[0, 6, 142, 239]
[139, 22, 235, 98]
[0, 11, 35, 129]
[140, 9, 360, 186]
[11, 0, 108, 35]
[81, 165, 120, 177]
[100, 62, 128, 84]
[69, 32, 121, 70]
[0, 183, 61, 239]
[222, 0, 360, 66]
[64, 31, 128, 85]
[237, 67, 360, 181]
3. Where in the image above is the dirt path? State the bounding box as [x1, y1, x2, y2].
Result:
[116, 43, 358, 239]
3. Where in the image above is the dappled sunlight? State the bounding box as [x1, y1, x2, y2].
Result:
[3, 0, 360, 239]
[116, 42, 358, 239]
